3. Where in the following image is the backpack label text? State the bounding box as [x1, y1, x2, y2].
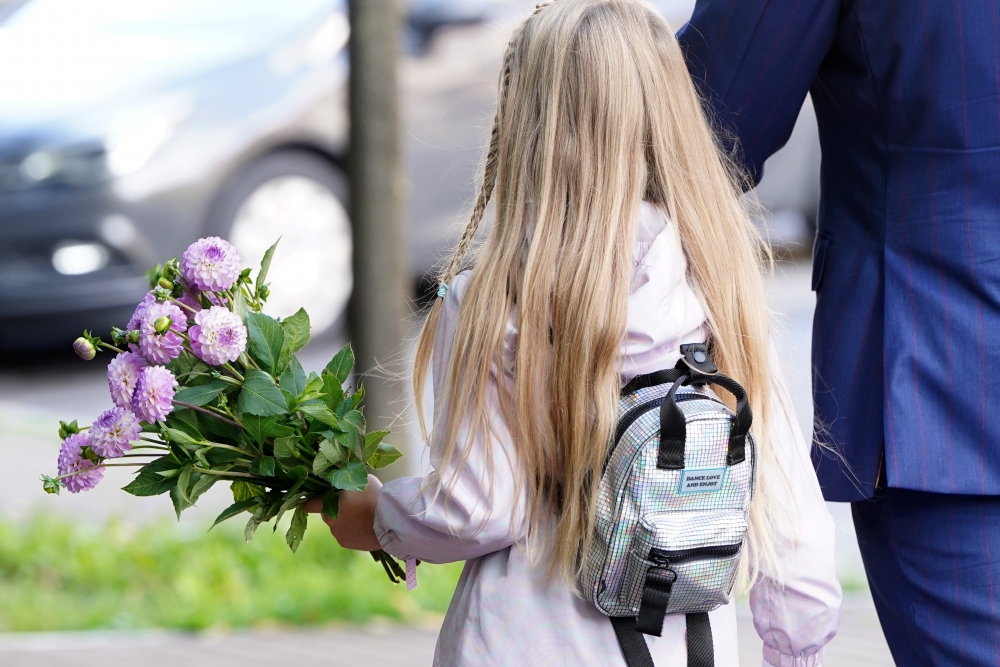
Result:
[678, 467, 726, 494]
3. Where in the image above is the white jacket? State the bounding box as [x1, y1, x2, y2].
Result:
[374, 202, 842, 666]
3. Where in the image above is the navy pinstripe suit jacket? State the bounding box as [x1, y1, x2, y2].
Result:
[678, 0, 1000, 501]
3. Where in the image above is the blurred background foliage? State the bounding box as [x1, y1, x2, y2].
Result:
[0, 514, 463, 632]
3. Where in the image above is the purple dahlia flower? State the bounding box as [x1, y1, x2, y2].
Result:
[126, 292, 157, 352]
[131, 366, 178, 423]
[58, 432, 104, 493]
[189, 306, 247, 366]
[182, 237, 241, 292]
[138, 301, 188, 364]
[107, 351, 148, 409]
[89, 407, 141, 458]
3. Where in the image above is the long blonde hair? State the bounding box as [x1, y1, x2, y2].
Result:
[414, 0, 782, 589]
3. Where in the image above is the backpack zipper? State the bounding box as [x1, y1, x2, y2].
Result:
[648, 543, 741, 567]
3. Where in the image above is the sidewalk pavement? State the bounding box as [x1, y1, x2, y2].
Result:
[0, 594, 893, 667]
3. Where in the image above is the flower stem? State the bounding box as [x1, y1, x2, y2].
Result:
[168, 296, 198, 315]
[193, 467, 267, 481]
[172, 401, 243, 429]
[97, 342, 125, 354]
[223, 364, 245, 382]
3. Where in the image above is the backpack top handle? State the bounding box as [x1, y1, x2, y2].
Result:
[656, 344, 753, 470]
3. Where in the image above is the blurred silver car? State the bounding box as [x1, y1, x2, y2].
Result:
[0, 0, 353, 349]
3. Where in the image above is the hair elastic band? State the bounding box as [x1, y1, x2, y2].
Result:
[437, 283, 449, 299]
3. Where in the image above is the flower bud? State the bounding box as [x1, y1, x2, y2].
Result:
[259, 285, 271, 301]
[73, 337, 97, 360]
[127, 329, 140, 345]
[153, 316, 172, 334]
[158, 277, 174, 291]
[110, 327, 127, 347]
[41, 475, 64, 495]
[58, 420, 81, 440]
[162, 258, 179, 280]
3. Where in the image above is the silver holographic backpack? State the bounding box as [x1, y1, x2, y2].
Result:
[582, 344, 756, 667]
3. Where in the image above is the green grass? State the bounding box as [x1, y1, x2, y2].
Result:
[0, 514, 463, 633]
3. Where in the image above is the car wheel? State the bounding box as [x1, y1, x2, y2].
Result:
[212, 151, 352, 337]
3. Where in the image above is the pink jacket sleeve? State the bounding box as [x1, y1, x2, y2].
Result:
[374, 273, 524, 564]
[749, 348, 843, 666]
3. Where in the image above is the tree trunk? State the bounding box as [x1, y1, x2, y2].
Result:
[347, 0, 409, 471]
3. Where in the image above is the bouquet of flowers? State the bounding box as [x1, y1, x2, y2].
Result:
[42, 236, 407, 583]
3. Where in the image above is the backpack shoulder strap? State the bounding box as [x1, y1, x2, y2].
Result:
[611, 614, 714, 667]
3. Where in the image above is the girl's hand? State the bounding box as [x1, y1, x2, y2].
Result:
[304, 474, 383, 551]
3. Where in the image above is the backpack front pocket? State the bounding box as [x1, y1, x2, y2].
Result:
[618, 510, 746, 615]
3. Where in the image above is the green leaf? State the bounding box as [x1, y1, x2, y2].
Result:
[170, 485, 188, 520]
[312, 439, 343, 477]
[199, 412, 242, 442]
[212, 499, 258, 529]
[333, 395, 353, 418]
[329, 461, 368, 491]
[205, 447, 242, 465]
[166, 410, 203, 440]
[325, 344, 354, 385]
[322, 374, 344, 411]
[257, 239, 280, 290]
[170, 350, 207, 377]
[321, 488, 340, 520]
[251, 456, 276, 477]
[332, 420, 363, 459]
[173, 380, 228, 407]
[243, 414, 277, 446]
[244, 505, 265, 542]
[247, 312, 285, 374]
[272, 489, 307, 528]
[188, 471, 217, 506]
[176, 466, 195, 506]
[286, 506, 308, 553]
[233, 288, 249, 322]
[122, 457, 182, 496]
[299, 404, 341, 428]
[363, 430, 390, 462]
[343, 410, 366, 435]
[164, 428, 204, 447]
[285, 465, 310, 494]
[273, 435, 299, 461]
[279, 356, 308, 396]
[367, 442, 403, 469]
[232, 480, 265, 502]
[238, 370, 289, 417]
[350, 384, 365, 410]
[281, 308, 311, 354]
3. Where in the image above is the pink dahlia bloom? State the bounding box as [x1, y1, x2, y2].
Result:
[131, 366, 178, 422]
[126, 292, 157, 353]
[189, 306, 247, 366]
[138, 301, 188, 364]
[89, 407, 141, 458]
[182, 237, 241, 292]
[58, 432, 104, 493]
[107, 351, 148, 409]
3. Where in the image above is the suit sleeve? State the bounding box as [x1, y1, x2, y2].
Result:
[676, 0, 842, 185]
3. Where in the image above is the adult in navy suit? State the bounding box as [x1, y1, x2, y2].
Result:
[678, 1, 1000, 664]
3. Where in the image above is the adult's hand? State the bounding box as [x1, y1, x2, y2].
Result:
[304, 474, 382, 552]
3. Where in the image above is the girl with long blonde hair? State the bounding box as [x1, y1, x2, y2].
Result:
[311, 1, 842, 664]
